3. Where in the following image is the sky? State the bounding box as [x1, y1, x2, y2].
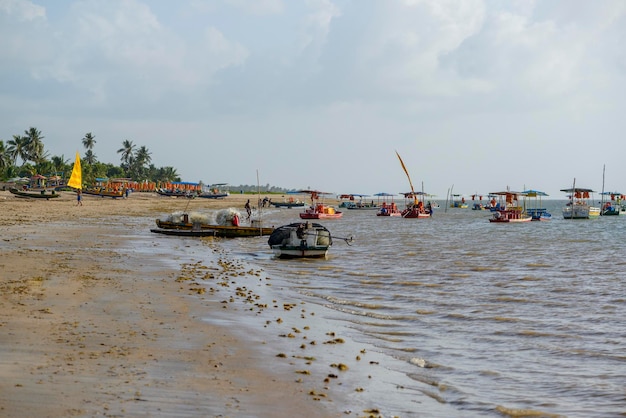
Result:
[1, 0, 625, 199]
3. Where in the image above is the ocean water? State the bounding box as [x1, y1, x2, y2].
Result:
[143, 200, 625, 417]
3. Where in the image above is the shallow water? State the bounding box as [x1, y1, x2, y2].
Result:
[202, 200, 625, 417]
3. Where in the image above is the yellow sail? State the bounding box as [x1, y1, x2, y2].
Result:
[395, 151, 417, 203]
[67, 151, 82, 190]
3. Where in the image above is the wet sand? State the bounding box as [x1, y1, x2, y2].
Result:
[0, 190, 371, 417]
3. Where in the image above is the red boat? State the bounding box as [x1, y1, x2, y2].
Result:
[488, 191, 531, 223]
[400, 192, 432, 218]
[489, 208, 532, 223]
[298, 190, 343, 219]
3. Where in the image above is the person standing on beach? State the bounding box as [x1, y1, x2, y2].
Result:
[76, 189, 83, 206]
[245, 199, 251, 219]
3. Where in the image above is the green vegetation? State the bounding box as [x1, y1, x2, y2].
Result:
[0, 127, 295, 193]
[0, 127, 180, 186]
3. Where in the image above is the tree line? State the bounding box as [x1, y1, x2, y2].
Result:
[0, 127, 181, 186]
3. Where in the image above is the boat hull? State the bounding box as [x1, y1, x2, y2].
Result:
[270, 202, 305, 208]
[155, 219, 274, 237]
[9, 188, 60, 199]
[268, 222, 332, 259]
[562, 206, 600, 219]
[299, 212, 343, 219]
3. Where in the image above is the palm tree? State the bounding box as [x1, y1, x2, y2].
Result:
[82, 132, 96, 151]
[7, 134, 30, 165]
[0, 140, 10, 173]
[117, 140, 136, 167]
[24, 127, 45, 163]
[84, 150, 97, 165]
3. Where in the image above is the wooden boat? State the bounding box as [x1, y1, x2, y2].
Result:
[83, 187, 125, 198]
[488, 191, 532, 223]
[83, 178, 130, 198]
[268, 222, 332, 258]
[269, 200, 305, 208]
[155, 218, 274, 237]
[522, 190, 552, 221]
[9, 187, 60, 200]
[561, 181, 600, 219]
[197, 183, 229, 199]
[298, 190, 343, 219]
[156, 189, 196, 198]
[374, 193, 402, 217]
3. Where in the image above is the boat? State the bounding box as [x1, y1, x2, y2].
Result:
[599, 192, 624, 216]
[9, 187, 60, 199]
[521, 190, 552, 221]
[267, 222, 332, 258]
[338, 194, 378, 210]
[269, 195, 306, 208]
[400, 192, 432, 218]
[599, 166, 623, 216]
[197, 183, 229, 199]
[374, 192, 402, 217]
[270, 201, 305, 208]
[488, 191, 532, 223]
[561, 181, 600, 219]
[298, 190, 343, 219]
[395, 152, 432, 218]
[83, 178, 130, 198]
[450, 194, 468, 208]
[154, 210, 274, 237]
[156, 188, 196, 198]
[470, 194, 491, 210]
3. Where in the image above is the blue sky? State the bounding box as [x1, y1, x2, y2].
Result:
[1, 0, 625, 198]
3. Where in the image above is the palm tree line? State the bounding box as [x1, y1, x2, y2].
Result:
[0, 127, 181, 186]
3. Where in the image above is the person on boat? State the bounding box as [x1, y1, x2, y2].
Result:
[296, 223, 306, 239]
[426, 201, 433, 216]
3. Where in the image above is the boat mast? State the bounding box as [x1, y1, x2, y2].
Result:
[600, 164, 606, 216]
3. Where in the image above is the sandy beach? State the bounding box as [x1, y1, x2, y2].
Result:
[0, 190, 372, 418]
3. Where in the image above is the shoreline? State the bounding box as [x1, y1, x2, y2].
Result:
[0, 191, 378, 417]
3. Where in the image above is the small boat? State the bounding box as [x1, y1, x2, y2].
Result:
[269, 199, 305, 208]
[599, 192, 624, 216]
[83, 178, 131, 198]
[298, 190, 343, 219]
[561, 181, 600, 219]
[395, 152, 432, 218]
[156, 188, 196, 198]
[151, 225, 271, 238]
[471, 194, 491, 210]
[400, 192, 432, 218]
[374, 193, 402, 217]
[155, 211, 274, 237]
[488, 191, 532, 223]
[339, 194, 378, 210]
[522, 190, 552, 221]
[267, 222, 332, 258]
[197, 183, 230, 199]
[450, 194, 468, 208]
[9, 187, 60, 200]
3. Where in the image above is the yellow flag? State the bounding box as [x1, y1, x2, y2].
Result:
[67, 151, 82, 190]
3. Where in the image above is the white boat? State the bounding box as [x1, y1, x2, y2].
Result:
[268, 222, 332, 258]
[561, 183, 600, 219]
